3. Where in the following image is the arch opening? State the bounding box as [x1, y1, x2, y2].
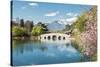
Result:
[48, 36, 50, 40]
[52, 35, 56, 40]
[44, 37, 46, 39]
[63, 37, 65, 40]
[58, 36, 61, 40]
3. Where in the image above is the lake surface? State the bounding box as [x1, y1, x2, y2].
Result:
[12, 40, 86, 66]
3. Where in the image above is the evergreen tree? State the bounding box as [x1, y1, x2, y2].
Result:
[19, 19, 24, 27]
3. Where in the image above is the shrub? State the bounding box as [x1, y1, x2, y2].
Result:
[71, 14, 86, 32]
[12, 26, 27, 36]
[31, 26, 44, 36]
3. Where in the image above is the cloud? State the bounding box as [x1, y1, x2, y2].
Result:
[28, 3, 38, 6]
[59, 17, 78, 25]
[66, 17, 78, 22]
[66, 12, 78, 17]
[21, 3, 38, 9]
[45, 11, 59, 17]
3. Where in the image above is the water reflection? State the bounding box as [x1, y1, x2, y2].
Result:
[12, 39, 82, 66]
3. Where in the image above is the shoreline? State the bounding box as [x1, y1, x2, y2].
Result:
[12, 36, 39, 41]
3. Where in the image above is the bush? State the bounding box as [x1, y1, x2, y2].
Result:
[31, 26, 44, 36]
[71, 14, 86, 32]
[12, 26, 27, 36]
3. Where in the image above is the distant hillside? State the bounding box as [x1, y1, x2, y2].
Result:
[47, 20, 65, 31]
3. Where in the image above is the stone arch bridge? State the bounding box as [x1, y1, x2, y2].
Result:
[38, 33, 70, 41]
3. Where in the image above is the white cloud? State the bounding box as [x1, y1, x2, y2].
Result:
[66, 17, 77, 22]
[21, 3, 38, 9]
[59, 17, 78, 25]
[45, 11, 59, 17]
[66, 12, 78, 17]
[28, 3, 38, 6]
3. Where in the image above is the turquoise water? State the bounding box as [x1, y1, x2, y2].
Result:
[12, 40, 83, 66]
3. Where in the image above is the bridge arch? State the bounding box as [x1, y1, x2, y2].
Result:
[38, 33, 70, 41]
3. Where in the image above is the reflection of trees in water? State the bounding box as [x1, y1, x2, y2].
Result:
[65, 43, 70, 47]
[13, 40, 49, 55]
[39, 45, 48, 52]
[13, 40, 34, 55]
[13, 40, 75, 55]
[12, 41, 16, 48]
[71, 40, 79, 50]
[17, 45, 24, 54]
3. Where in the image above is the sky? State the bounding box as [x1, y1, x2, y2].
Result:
[12, 1, 92, 24]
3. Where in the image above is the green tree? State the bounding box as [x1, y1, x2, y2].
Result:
[71, 14, 86, 32]
[12, 26, 27, 36]
[31, 26, 44, 36]
[24, 20, 34, 33]
[37, 22, 48, 32]
[19, 19, 24, 27]
[65, 24, 71, 31]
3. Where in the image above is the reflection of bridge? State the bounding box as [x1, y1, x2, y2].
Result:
[38, 33, 70, 41]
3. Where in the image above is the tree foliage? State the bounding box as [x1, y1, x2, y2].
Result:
[12, 26, 28, 36]
[71, 14, 86, 32]
[19, 19, 24, 27]
[24, 20, 34, 32]
[37, 22, 48, 31]
[31, 25, 44, 36]
[65, 24, 71, 31]
[31, 22, 48, 36]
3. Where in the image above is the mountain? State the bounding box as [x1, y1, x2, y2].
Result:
[47, 20, 65, 31]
